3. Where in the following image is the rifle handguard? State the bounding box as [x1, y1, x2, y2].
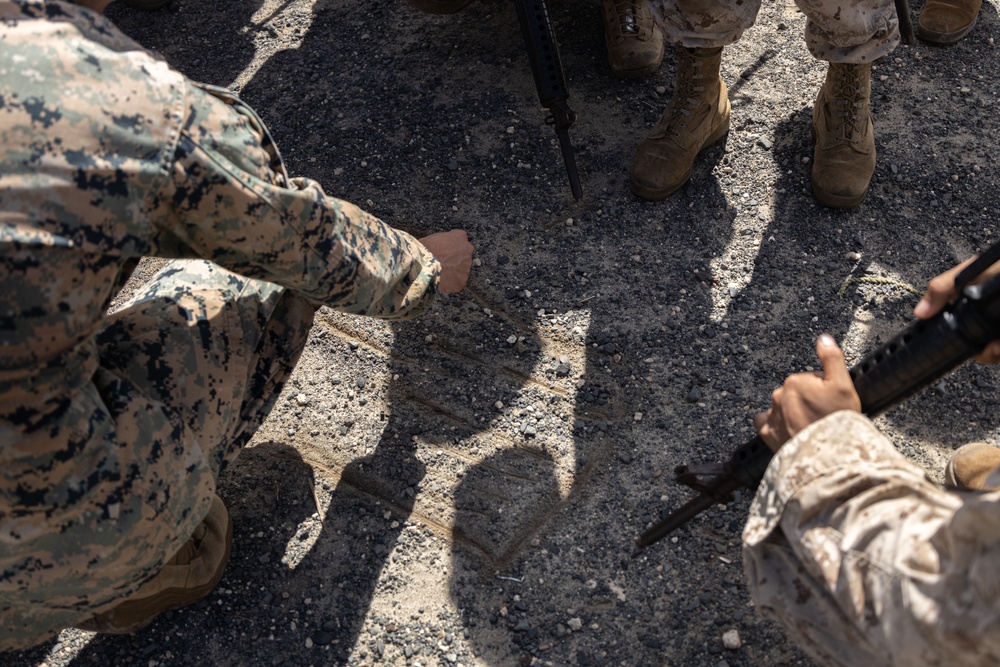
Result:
[514, 0, 582, 199]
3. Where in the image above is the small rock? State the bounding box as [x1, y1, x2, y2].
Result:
[567, 617, 583, 632]
[722, 629, 741, 650]
[295, 393, 310, 406]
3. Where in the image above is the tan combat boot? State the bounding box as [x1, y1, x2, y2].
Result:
[75, 494, 233, 634]
[917, 0, 982, 45]
[811, 62, 875, 209]
[601, 0, 665, 79]
[630, 46, 730, 201]
[944, 442, 1000, 491]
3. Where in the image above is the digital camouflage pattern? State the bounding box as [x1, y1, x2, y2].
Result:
[0, 0, 440, 650]
[647, 0, 899, 61]
[744, 410, 1000, 666]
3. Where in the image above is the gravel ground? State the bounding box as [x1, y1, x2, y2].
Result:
[6, 0, 1000, 666]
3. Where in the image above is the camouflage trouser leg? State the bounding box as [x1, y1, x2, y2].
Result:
[657, 0, 898, 61]
[795, 0, 898, 61]
[96, 258, 315, 501]
[656, 0, 762, 48]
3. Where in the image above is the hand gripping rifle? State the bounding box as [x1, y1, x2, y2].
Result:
[636, 240, 1000, 550]
[514, 0, 583, 200]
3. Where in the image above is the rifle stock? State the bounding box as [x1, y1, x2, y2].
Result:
[637, 242, 1000, 549]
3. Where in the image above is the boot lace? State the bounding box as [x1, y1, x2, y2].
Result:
[831, 65, 868, 146]
[608, 1, 651, 39]
[660, 50, 706, 137]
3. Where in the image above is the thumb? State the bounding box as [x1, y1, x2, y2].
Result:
[815, 334, 851, 384]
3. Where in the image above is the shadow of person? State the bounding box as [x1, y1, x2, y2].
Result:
[448, 447, 561, 654]
[104, 0, 267, 89]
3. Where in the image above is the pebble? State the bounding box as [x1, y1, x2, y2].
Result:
[567, 617, 583, 632]
[722, 629, 741, 650]
[295, 393, 309, 406]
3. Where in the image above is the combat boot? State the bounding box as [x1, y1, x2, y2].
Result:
[945, 442, 1000, 491]
[601, 0, 664, 79]
[75, 494, 233, 634]
[630, 46, 730, 201]
[917, 0, 982, 44]
[811, 62, 875, 209]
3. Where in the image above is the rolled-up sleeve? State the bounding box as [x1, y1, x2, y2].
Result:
[148, 81, 440, 320]
[743, 410, 1000, 667]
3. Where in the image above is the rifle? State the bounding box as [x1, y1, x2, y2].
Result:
[514, 0, 583, 200]
[636, 240, 1000, 550]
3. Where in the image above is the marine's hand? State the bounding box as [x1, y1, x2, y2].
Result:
[753, 334, 861, 452]
[913, 256, 1000, 363]
[420, 230, 474, 293]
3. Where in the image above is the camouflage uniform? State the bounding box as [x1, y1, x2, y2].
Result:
[0, 0, 440, 650]
[744, 410, 1000, 666]
[651, 0, 899, 62]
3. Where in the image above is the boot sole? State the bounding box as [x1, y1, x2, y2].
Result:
[810, 173, 868, 209]
[916, 15, 978, 45]
[611, 59, 664, 80]
[629, 115, 731, 201]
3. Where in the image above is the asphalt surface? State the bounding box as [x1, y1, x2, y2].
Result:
[6, 0, 1000, 665]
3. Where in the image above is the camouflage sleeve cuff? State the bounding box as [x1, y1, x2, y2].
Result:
[743, 410, 917, 546]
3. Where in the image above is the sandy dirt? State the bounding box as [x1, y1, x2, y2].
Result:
[8, 0, 1000, 666]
